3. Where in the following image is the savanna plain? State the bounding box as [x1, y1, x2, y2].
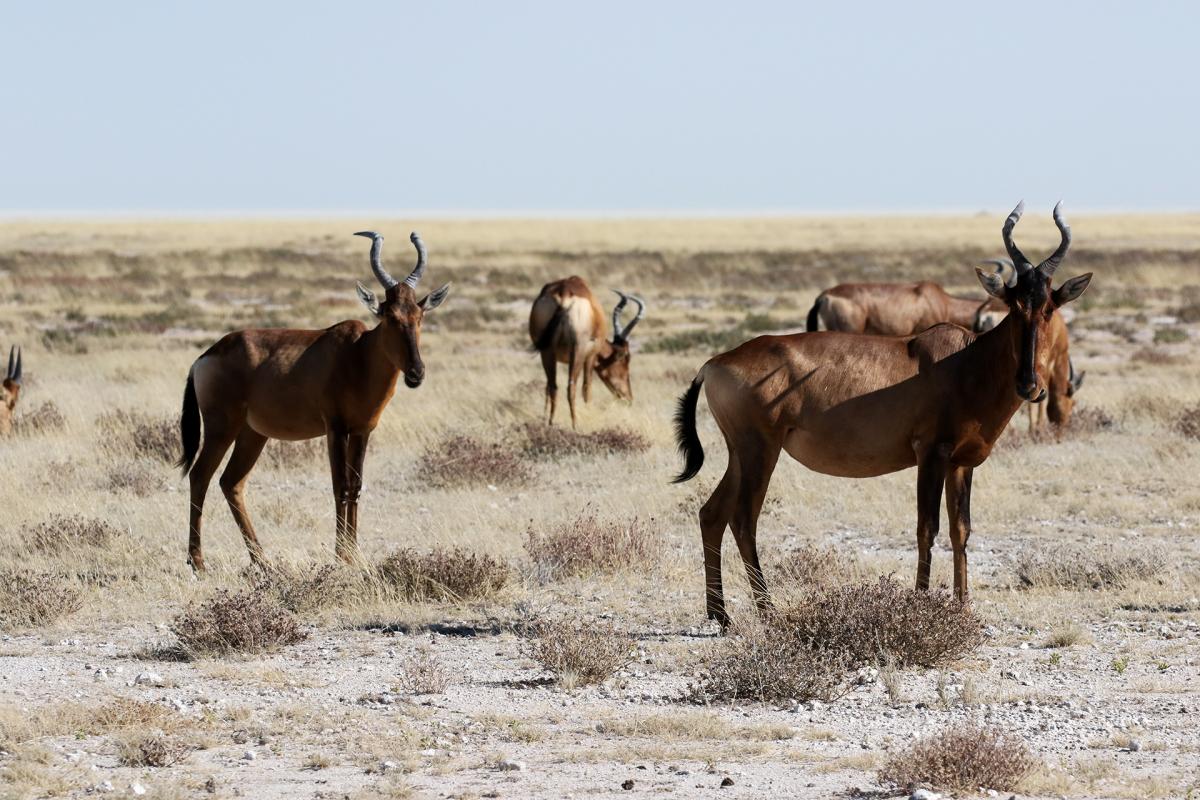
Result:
[0, 215, 1198, 800]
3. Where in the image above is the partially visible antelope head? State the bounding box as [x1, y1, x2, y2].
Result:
[0, 346, 22, 436]
[595, 290, 646, 402]
[354, 231, 450, 388]
[1049, 358, 1086, 426]
[976, 202, 1092, 402]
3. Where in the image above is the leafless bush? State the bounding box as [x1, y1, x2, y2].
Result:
[22, 514, 123, 553]
[1014, 543, 1166, 590]
[106, 462, 160, 495]
[14, 400, 67, 435]
[0, 571, 84, 629]
[97, 409, 179, 463]
[690, 618, 853, 704]
[878, 722, 1036, 794]
[1003, 405, 1116, 447]
[244, 562, 369, 614]
[1130, 346, 1184, 366]
[415, 434, 532, 488]
[1177, 404, 1200, 441]
[525, 511, 658, 581]
[376, 547, 510, 602]
[171, 590, 306, 658]
[524, 618, 635, 688]
[779, 576, 985, 669]
[116, 729, 190, 767]
[771, 542, 860, 590]
[262, 438, 325, 470]
[394, 647, 450, 694]
[518, 422, 650, 459]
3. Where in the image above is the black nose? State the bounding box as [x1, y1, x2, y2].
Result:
[404, 372, 423, 389]
[1018, 382, 1045, 402]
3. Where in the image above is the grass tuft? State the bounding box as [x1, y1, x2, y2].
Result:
[878, 722, 1037, 794]
[416, 434, 532, 488]
[517, 422, 650, 459]
[525, 511, 658, 581]
[97, 409, 179, 463]
[0, 571, 83, 630]
[1015, 543, 1166, 590]
[171, 589, 306, 658]
[376, 547, 510, 602]
[524, 618, 635, 688]
[22, 514, 123, 553]
[116, 729, 190, 767]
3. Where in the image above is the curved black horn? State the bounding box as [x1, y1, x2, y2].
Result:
[981, 258, 1017, 287]
[14, 347, 20, 384]
[6, 345, 20, 385]
[1038, 201, 1072, 278]
[618, 294, 646, 341]
[610, 290, 630, 341]
[354, 231, 398, 290]
[1001, 201, 1033, 275]
[403, 232, 427, 288]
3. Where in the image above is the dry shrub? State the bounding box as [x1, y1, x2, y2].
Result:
[524, 618, 635, 688]
[415, 434, 532, 488]
[772, 542, 860, 590]
[394, 647, 450, 694]
[0, 571, 83, 629]
[1130, 346, 1184, 366]
[97, 409, 179, 463]
[1, 699, 174, 749]
[525, 511, 658, 580]
[22, 514, 123, 553]
[106, 462, 160, 495]
[779, 576, 985, 669]
[878, 722, 1036, 794]
[690, 620, 853, 704]
[1003, 405, 1115, 447]
[1015, 543, 1166, 590]
[116, 729, 189, 767]
[1177, 404, 1200, 440]
[14, 400, 67, 435]
[171, 589, 306, 658]
[376, 547, 510, 602]
[244, 562, 369, 614]
[263, 438, 325, 470]
[518, 422, 650, 459]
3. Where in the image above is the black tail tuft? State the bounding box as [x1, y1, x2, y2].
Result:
[672, 376, 705, 483]
[806, 294, 824, 332]
[532, 304, 565, 352]
[176, 370, 200, 476]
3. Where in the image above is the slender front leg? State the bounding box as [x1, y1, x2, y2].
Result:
[540, 349, 558, 425]
[566, 344, 580, 429]
[914, 447, 948, 591]
[326, 424, 350, 560]
[944, 465, 974, 602]
[729, 436, 782, 617]
[582, 353, 595, 404]
[340, 432, 370, 563]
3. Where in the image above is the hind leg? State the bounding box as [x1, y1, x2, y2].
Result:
[914, 446, 948, 590]
[698, 466, 739, 629]
[220, 427, 269, 567]
[566, 344, 581, 429]
[728, 435, 782, 617]
[187, 422, 239, 574]
[540, 349, 558, 424]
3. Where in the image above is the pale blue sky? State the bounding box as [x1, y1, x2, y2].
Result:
[1, 1, 1196, 213]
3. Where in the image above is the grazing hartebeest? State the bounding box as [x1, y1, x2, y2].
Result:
[529, 277, 645, 428]
[1, 346, 22, 436]
[674, 202, 1091, 626]
[806, 281, 1006, 335]
[1027, 312, 1085, 432]
[177, 231, 450, 572]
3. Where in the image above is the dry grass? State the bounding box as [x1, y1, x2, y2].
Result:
[376, 547, 510, 602]
[517, 422, 650, 459]
[878, 722, 1037, 794]
[0, 698, 176, 749]
[524, 618, 636, 689]
[415, 434, 532, 488]
[115, 729, 190, 767]
[0, 570, 83, 630]
[13, 400, 67, 435]
[771, 542, 861, 590]
[393, 647, 450, 694]
[1015, 542, 1167, 590]
[171, 589, 306, 658]
[21, 514, 123, 553]
[1044, 623, 1092, 649]
[96, 409, 179, 462]
[245, 561, 370, 614]
[1176, 404, 1200, 440]
[525, 511, 658, 581]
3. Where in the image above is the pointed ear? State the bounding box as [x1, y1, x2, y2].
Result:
[356, 282, 380, 316]
[419, 282, 451, 311]
[975, 267, 1008, 300]
[1052, 273, 1092, 306]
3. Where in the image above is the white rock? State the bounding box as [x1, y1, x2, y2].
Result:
[910, 790, 942, 800]
[134, 672, 165, 687]
[1127, 739, 1142, 752]
[130, 783, 147, 796]
[497, 759, 527, 772]
[242, 750, 257, 761]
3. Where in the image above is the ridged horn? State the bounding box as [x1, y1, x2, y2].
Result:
[618, 293, 646, 341]
[1038, 201, 1072, 278]
[610, 290, 629, 342]
[403, 232, 427, 289]
[354, 231, 398, 290]
[1001, 201, 1034, 276]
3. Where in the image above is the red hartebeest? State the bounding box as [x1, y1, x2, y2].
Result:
[1, 346, 22, 436]
[1028, 311, 1085, 432]
[177, 232, 450, 572]
[674, 203, 1091, 626]
[529, 276, 645, 428]
[806, 281, 1006, 335]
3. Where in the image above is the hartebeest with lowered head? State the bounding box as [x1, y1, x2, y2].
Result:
[806, 280, 1006, 335]
[529, 276, 645, 428]
[674, 202, 1091, 626]
[1, 346, 22, 436]
[177, 231, 449, 572]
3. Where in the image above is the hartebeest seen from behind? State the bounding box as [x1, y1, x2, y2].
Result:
[806, 280, 1006, 335]
[1, 346, 22, 436]
[674, 202, 1091, 626]
[529, 277, 645, 428]
[177, 231, 450, 572]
